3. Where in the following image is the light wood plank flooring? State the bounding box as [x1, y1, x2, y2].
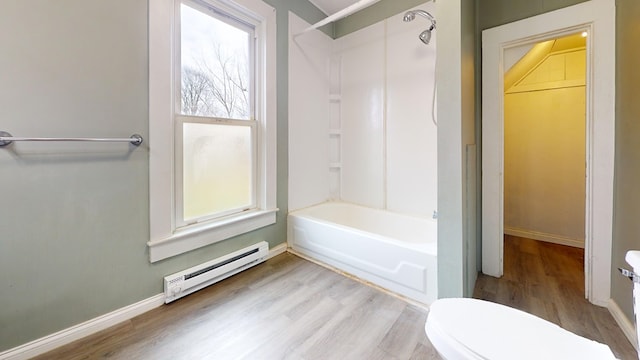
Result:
[473, 235, 637, 360]
[35, 238, 637, 359]
[34, 253, 440, 360]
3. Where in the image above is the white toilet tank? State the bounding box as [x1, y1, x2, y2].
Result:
[426, 298, 617, 360]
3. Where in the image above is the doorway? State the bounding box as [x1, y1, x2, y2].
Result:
[504, 32, 587, 252]
[481, 0, 615, 306]
[503, 32, 587, 298]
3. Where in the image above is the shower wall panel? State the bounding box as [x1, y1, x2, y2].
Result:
[288, 2, 437, 217]
[335, 23, 386, 209]
[288, 13, 333, 211]
[386, 5, 437, 217]
[335, 2, 437, 216]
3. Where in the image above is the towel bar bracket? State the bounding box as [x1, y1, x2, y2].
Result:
[0, 131, 10, 147]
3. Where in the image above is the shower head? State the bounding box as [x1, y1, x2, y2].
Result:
[419, 29, 432, 45]
[403, 9, 436, 45]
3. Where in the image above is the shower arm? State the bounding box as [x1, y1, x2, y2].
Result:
[403, 9, 436, 30]
[413, 10, 436, 23]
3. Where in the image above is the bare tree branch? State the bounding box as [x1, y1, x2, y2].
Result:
[181, 41, 249, 119]
[181, 66, 212, 116]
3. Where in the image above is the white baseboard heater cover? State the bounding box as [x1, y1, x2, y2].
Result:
[164, 241, 269, 303]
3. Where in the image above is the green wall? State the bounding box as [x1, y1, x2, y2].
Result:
[612, 0, 640, 322]
[6, 0, 632, 353]
[333, 0, 426, 38]
[478, 0, 589, 30]
[0, 0, 325, 352]
[435, 0, 478, 298]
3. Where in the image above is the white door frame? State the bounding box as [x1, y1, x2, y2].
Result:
[481, 0, 615, 306]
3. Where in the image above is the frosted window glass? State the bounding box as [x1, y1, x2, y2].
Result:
[180, 3, 251, 119]
[183, 123, 253, 221]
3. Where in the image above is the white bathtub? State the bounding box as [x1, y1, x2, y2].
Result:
[287, 202, 437, 304]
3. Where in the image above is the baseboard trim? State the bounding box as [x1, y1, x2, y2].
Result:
[608, 298, 638, 351]
[0, 243, 288, 360]
[0, 294, 165, 360]
[267, 242, 288, 260]
[504, 227, 584, 248]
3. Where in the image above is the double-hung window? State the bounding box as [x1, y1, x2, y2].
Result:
[177, 1, 256, 226]
[149, 0, 277, 262]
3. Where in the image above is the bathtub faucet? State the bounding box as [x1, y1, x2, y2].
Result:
[432, 211, 438, 220]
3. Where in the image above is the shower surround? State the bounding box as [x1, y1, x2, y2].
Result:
[288, 2, 437, 304]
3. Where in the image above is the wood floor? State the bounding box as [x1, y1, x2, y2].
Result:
[473, 235, 637, 360]
[36, 238, 637, 359]
[34, 253, 440, 360]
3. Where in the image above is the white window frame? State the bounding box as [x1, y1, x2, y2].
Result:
[149, 0, 277, 262]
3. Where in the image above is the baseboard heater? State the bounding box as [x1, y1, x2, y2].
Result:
[164, 241, 269, 303]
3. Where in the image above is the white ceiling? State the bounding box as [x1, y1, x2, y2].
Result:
[308, 0, 358, 15]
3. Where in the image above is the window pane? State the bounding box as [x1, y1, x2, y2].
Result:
[180, 3, 252, 119]
[183, 123, 253, 221]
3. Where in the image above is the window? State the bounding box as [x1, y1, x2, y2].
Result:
[149, 0, 277, 262]
[177, 1, 256, 227]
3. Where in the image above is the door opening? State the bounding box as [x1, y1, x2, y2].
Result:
[503, 32, 587, 277]
[481, 0, 615, 306]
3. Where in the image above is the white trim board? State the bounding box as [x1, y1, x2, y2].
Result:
[504, 227, 585, 249]
[608, 299, 638, 351]
[0, 294, 165, 360]
[267, 242, 288, 259]
[481, 0, 615, 306]
[0, 244, 288, 360]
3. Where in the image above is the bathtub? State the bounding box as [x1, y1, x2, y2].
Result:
[287, 202, 437, 304]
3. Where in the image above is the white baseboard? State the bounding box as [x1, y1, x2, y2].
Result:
[267, 242, 288, 259]
[504, 227, 585, 248]
[608, 298, 638, 351]
[0, 294, 165, 360]
[0, 242, 288, 360]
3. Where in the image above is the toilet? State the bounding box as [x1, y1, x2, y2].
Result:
[425, 250, 640, 360]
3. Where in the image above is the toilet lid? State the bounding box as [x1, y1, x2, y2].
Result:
[426, 298, 617, 360]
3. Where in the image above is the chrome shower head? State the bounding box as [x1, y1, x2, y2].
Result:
[419, 29, 432, 45]
[403, 9, 436, 45]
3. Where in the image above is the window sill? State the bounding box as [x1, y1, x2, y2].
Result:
[147, 208, 278, 262]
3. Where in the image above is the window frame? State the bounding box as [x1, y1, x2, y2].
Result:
[149, 0, 277, 263]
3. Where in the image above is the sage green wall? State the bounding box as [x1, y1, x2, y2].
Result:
[437, 0, 478, 298]
[0, 0, 325, 352]
[333, 0, 426, 38]
[478, 0, 589, 30]
[611, 0, 640, 322]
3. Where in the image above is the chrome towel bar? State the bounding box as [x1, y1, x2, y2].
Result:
[0, 131, 143, 147]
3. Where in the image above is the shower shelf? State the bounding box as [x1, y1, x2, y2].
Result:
[329, 129, 342, 135]
[329, 94, 341, 103]
[329, 162, 342, 169]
